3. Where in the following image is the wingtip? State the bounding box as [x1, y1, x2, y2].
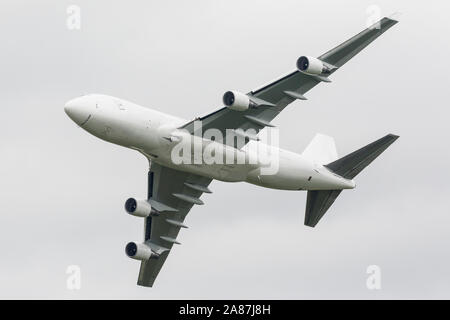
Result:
[137, 278, 155, 288]
[388, 133, 400, 140]
[304, 221, 317, 228]
[386, 12, 402, 23]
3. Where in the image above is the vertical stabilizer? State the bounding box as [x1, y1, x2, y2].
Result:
[302, 133, 338, 164]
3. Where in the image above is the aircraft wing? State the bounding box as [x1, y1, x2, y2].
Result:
[181, 17, 398, 145]
[136, 161, 212, 287]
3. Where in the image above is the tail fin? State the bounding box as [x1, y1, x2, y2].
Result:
[302, 133, 338, 164]
[304, 134, 399, 227]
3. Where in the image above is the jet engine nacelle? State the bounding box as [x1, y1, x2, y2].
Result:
[125, 242, 159, 260]
[223, 91, 253, 111]
[296, 56, 331, 75]
[125, 198, 153, 217]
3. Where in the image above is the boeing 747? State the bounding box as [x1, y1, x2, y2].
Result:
[65, 17, 399, 287]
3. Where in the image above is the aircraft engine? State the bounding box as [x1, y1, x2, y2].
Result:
[296, 56, 331, 75]
[223, 91, 253, 111]
[125, 242, 159, 260]
[125, 198, 153, 217]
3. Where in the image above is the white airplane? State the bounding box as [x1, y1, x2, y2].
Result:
[65, 17, 398, 287]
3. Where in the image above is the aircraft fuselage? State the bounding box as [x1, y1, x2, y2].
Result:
[64, 94, 355, 191]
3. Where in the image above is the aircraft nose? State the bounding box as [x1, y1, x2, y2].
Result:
[64, 97, 92, 125]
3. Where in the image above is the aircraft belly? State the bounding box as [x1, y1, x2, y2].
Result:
[152, 154, 251, 182]
[244, 150, 353, 191]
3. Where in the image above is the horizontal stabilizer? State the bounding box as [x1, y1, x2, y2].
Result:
[304, 134, 399, 227]
[325, 134, 399, 179]
[305, 190, 342, 227]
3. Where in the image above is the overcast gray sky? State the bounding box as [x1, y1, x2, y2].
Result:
[1, 0, 449, 299]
